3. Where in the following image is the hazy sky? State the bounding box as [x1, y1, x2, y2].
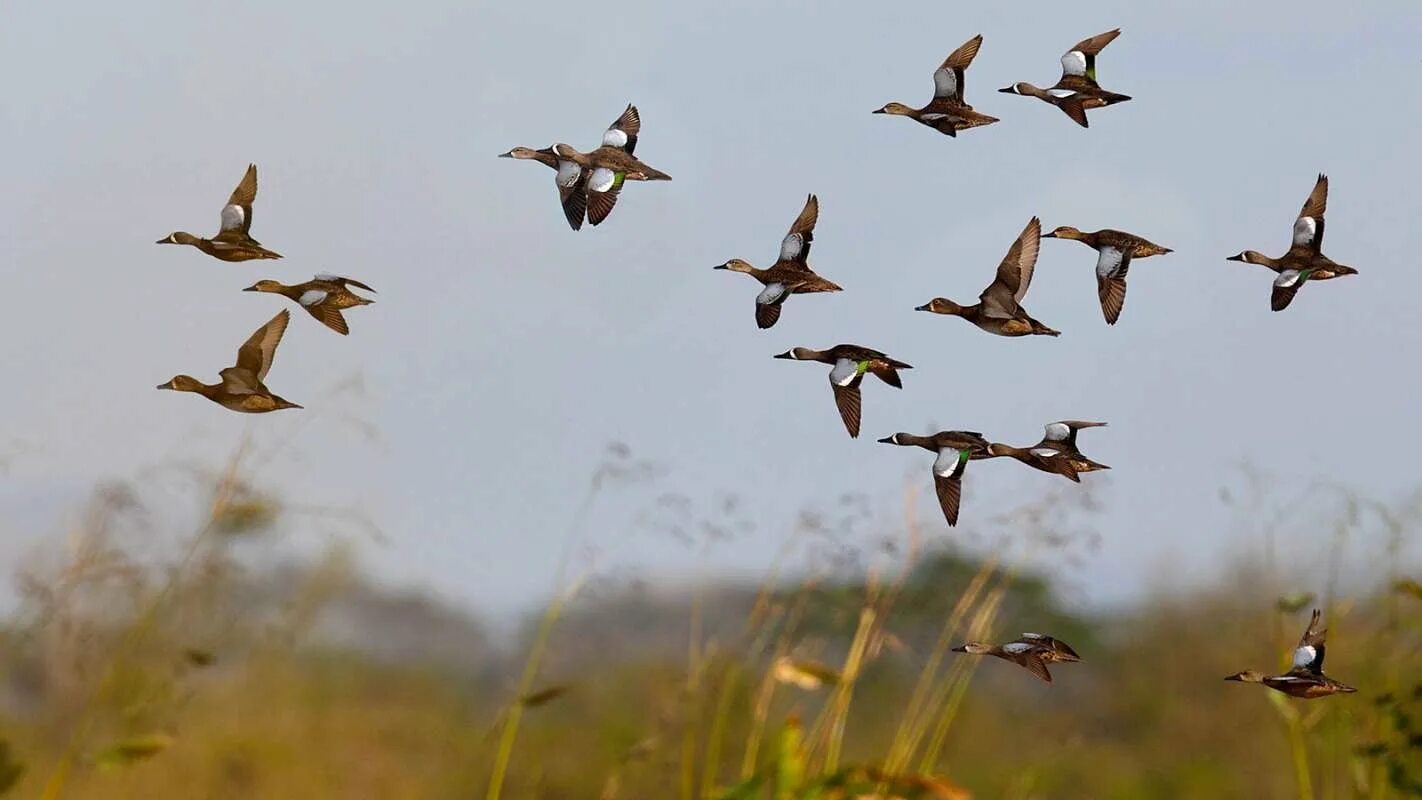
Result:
[3, 1, 1419, 617]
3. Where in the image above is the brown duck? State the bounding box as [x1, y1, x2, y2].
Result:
[498, 145, 587, 231]
[916, 217, 1059, 337]
[244, 274, 376, 335]
[774, 346, 911, 438]
[157, 164, 282, 262]
[876, 431, 992, 527]
[716, 194, 843, 329]
[1043, 227, 1172, 324]
[554, 106, 670, 225]
[998, 29, 1131, 127]
[989, 420, 1109, 481]
[952, 633, 1082, 683]
[157, 310, 300, 413]
[1226, 609, 1357, 699]
[1227, 174, 1358, 311]
[873, 34, 999, 137]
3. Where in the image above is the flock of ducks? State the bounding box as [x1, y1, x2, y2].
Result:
[155, 164, 376, 411]
[151, 28, 1360, 697]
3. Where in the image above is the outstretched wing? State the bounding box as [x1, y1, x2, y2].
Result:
[1291, 609, 1327, 673]
[218, 163, 259, 237]
[1293, 173, 1328, 252]
[1061, 28, 1121, 82]
[830, 380, 862, 438]
[1271, 269, 1305, 312]
[234, 310, 290, 381]
[777, 194, 819, 267]
[932, 447, 969, 527]
[312, 273, 376, 294]
[982, 217, 1041, 314]
[585, 167, 623, 226]
[933, 34, 983, 105]
[602, 104, 641, 154]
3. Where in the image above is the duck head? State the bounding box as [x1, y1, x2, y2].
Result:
[873, 102, 915, 116]
[1042, 226, 1083, 240]
[951, 643, 992, 655]
[915, 298, 964, 315]
[1224, 670, 1266, 684]
[1226, 250, 1268, 264]
[875, 433, 907, 445]
[715, 258, 755, 273]
[773, 348, 814, 360]
[157, 231, 200, 246]
[157, 375, 204, 392]
[499, 146, 542, 159]
[243, 280, 284, 293]
[998, 82, 1032, 95]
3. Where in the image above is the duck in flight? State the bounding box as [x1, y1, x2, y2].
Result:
[1042, 227, 1171, 325]
[157, 164, 282, 262]
[916, 217, 1059, 337]
[988, 420, 1109, 481]
[244, 274, 376, 335]
[157, 310, 301, 413]
[1227, 174, 1358, 311]
[1225, 609, 1357, 698]
[873, 34, 999, 137]
[876, 430, 992, 527]
[998, 29, 1131, 128]
[716, 194, 843, 329]
[773, 345, 911, 438]
[553, 105, 671, 226]
[952, 633, 1082, 683]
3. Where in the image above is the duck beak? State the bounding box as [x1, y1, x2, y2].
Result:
[871, 107, 886, 114]
[1225, 254, 1244, 262]
[875, 436, 895, 444]
[772, 352, 794, 359]
[950, 645, 968, 653]
[913, 303, 930, 312]
[1040, 231, 1058, 238]
[156, 237, 170, 244]
[713, 263, 729, 270]
[497, 149, 515, 158]
[242, 285, 259, 292]
[156, 383, 171, 390]
[997, 86, 1014, 94]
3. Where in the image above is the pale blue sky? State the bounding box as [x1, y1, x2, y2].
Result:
[2, 1, 1419, 617]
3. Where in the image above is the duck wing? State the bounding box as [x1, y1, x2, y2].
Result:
[312, 273, 376, 294]
[1271, 269, 1306, 312]
[217, 163, 258, 239]
[980, 217, 1041, 315]
[778, 194, 818, 266]
[933, 34, 983, 105]
[932, 446, 970, 526]
[1021, 633, 1080, 660]
[602, 104, 641, 155]
[554, 159, 588, 231]
[1094, 246, 1132, 325]
[1061, 28, 1120, 83]
[1292, 173, 1328, 253]
[1291, 609, 1327, 673]
[299, 296, 350, 335]
[755, 282, 788, 329]
[234, 310, 290, 381]
[586, 167, 622, 226]
[830, 379, 863, 438]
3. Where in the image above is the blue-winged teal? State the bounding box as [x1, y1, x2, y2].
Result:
[553, 105, 670, 226]
[988, 420, 1109, 481]
[998, 29, 1131, 128]
[1043, 227, 1171, 324]
[716, 194, 843, 329]
[157, 164, 282, 262]
[244, 274, 375, 335]
[774, 345, 911, 438]
[499, 145, 587, 231]
[876, 431, 992, 526]
[952, 633, 1081, 683]
[916, 217, 1060, 337]
[1227, 175, 1358, 311]
[157, 310, 300, 413]
[1226, 609, 1357, 698]
[873, 34, 999, 137]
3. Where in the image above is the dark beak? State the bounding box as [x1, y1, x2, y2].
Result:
[1040, 231, 1057, 238]
[950, 645, 968, 653]
[871, 108, 885, 114]
[156, 383, 170, 390]
[242, 285, 258, 292]
[875, 436, 895, 444]
[913, 303, 930, 312]
[713, 263, 728, 270]
[773, 352, 794, 359]
[997, 86, 1014, 94]
[156, 237, 169, 244]
[1225, 253, 1244, 262]
[497, 151, 513, 158]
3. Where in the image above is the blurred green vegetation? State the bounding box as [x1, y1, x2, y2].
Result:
[0, 451, 1419, 799]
